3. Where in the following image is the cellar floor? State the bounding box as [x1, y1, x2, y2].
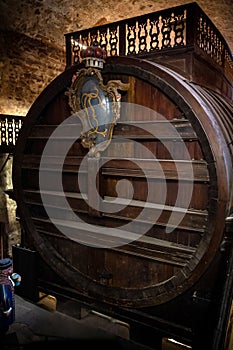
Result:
[0, 294, 156, 350]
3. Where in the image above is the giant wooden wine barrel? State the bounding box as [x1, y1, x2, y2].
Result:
[12, 55, 233, 348]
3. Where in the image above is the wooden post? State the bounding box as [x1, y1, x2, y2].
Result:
[87, 157, 103, 217]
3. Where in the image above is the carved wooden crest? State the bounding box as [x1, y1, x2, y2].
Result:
[66, 45, 129, 157]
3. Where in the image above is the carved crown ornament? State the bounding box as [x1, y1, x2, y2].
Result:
[66, 42, 130, 157]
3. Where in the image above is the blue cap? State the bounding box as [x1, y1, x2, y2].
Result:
[0, 258, 12, 270]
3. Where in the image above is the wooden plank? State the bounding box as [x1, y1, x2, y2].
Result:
[23, 190, 207, 232]
[102, 196, 208, 231]
[114, 120, 197, 140]
[22, 155, 209, 182]
[102, 158, 209, 182]
[22, 154, 85, 168]
[29, 123, 82, 139]
[24, 190, 88, 213]
[32, 217, 195, 267]
[28, 119, 197, 140]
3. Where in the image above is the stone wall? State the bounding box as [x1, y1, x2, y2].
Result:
[0, 30, 65, 115]
[0, 21, 66, 258]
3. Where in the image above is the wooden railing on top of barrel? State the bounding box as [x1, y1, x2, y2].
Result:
[0, 114, 23, 153]
[65, 2, 232, 76]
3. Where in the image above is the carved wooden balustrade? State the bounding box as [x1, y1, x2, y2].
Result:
[65, 2, 232, 82]
[0, 114, 23, 153]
